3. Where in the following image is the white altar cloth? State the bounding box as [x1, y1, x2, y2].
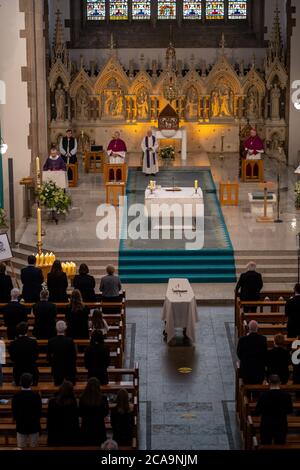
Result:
[144, 187, 204, 230]
[43, 171, 68, 189]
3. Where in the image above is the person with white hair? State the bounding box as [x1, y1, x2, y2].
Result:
[3, 288, 28, 340]
[237, 320, 267, 384]
[101, 439, 119, 450]
[235, 261, 263, 312]
[47, 321, 77, 386]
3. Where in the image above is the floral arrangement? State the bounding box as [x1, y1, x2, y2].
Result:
[38, 181, 71, 215]
[159, 146, 175, 160]
[0, 208, 8, 228]
[295, 181, 300, 210]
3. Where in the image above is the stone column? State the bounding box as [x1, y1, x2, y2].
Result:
[288, 1, 300, 166]
[20, 0, 49, 167]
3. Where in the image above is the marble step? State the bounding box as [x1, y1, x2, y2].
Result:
[236, 264, 298, 274]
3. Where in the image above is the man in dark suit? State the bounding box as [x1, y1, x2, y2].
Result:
[9, 322, 39, 385]
[237, 320, 267, 384]
[235, 261, 263, 312]
[3, 288, 28, 340]
[12, 373, 42, 448]
[285, 283, 300, 338]
[47, 320, 77, 386]
[21, 255, 44, 303]
[255, 374, 293, 445]
[0, 262, 13, 303]
[33, 289, 57, 339]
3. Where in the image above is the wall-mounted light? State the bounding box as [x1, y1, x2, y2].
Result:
[0, 138, 8, 155]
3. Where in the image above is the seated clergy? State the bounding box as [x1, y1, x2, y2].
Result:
[43, 146, 67, 172]
[107, 131, 127, 164]
[243, 128, 264, 160]
[237, 320, 267, 384]
[59, 129, 78, 165]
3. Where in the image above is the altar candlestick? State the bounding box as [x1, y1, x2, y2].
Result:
[37, 207, 42, 254]
[36, 157, 41, 190]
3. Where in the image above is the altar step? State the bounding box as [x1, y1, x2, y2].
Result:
[119, 248, 237, 284]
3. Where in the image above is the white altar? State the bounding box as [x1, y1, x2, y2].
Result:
[152, 127, 187, 161]
[145, 187, 204, 230]
[43, 171, 68, 189]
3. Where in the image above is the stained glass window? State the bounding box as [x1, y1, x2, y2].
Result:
[86, 0, 106, 20]
[183, 1, 202, 19]
[205, 1, 225, 19]
[132, 1, 151, 20]
[109, 1, 128, 20]
[158, 1, 177, 20]
[228, 1, 247, 19]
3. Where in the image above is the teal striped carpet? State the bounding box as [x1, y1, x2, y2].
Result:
[119, 168, 236, 283]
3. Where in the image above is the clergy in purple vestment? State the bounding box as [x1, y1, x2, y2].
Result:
[244, 128, 264, 160]
[107, 131, 127, 164]
[43, 146, 67, 171]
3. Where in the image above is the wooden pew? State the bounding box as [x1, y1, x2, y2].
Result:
[0, 365, 139, 449]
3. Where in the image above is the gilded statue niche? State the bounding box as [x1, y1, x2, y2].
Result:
[136, 87, 150, 120]
[184, 86, 199, 120]
[75, 86, 90, 121]
[102, 79, 126, 120]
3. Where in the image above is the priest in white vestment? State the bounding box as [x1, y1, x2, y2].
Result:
[141, 130, 159, 175]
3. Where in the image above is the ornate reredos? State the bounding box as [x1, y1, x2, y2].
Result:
[48, 8, 288, 150]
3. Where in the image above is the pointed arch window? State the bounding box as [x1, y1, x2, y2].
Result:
[132, 1, 151, 20]
[205, 1, 225, 20]
[109, 1, 128, 20]
[183, 1, 202, 19]
[86, 0, 106, 20]
[228, 1, 247, 19]
[158, 1, 177, 20]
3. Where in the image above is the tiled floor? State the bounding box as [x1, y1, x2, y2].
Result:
[125, 305, 241, 450]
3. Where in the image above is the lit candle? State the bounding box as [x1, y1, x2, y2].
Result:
[36, 157, 40, 174]
[194, 180, 198, 190]
[37, 207, 42, 244]
[40, 253, 45, 266]
[36, 254, 40, 266]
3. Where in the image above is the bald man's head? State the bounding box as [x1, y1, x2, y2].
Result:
[248, 320, 258, 333]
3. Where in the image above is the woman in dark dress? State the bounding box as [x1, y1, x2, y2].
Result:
[79, 377, 109, 446]
[66, 290, 89, 339]
[0, 263, 13, 303]
[84, 331, 110, 384]
[73, 264, 96, 302]
[47, 381, 79, 446]
[110, 389, 134, 447]
[47, 260, 68, 303]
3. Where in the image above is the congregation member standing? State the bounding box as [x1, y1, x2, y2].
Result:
[33, 289, 57, 339]
[47, 260, 68, 303]
[73, 263, 96, 302]
[285, 283, 300, 338]
[3, 288, 27, 340]
[237, 320, 267, 384]
[47, 381, 79, 446]
[84, 331, 110, 385]
[266, 334, 291, 385]
[12, 373, 42, 449]
[66, 290, 89, 339]
[9, 322, 39, 386]
[235, 262, 263, 312]
[111, 389, 135, 447]
[79, 377, 109, 446]
[21, 255, 44, 303]
[47, 321, 77, 386]
[255, 375, 293, 445]
[0, 263, 13, 303]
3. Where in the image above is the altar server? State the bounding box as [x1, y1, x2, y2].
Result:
[244, 128, 264, 160]
[141, 130, 159, 176]
[107, 131, 127, 164]
[59, 129, 78, 165]
[43, 146, 67, 172]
